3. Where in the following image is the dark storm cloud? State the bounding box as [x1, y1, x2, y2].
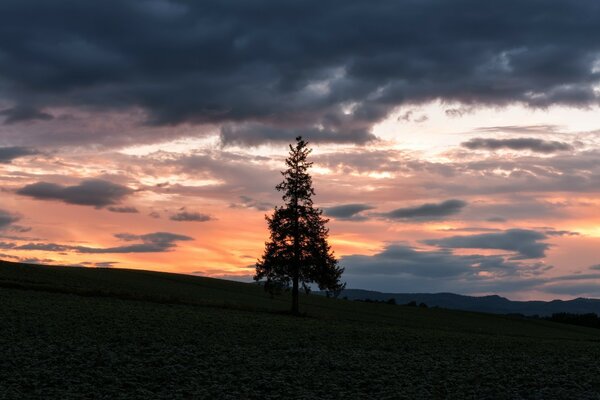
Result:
[382, 200, 467, 220]
[0, 106, 53, 124]
[169, 209, 212, 222]
[2, 0, 600, 146]
[0, 146, 38, 163]
[16, 179, 133, 208]
[10, 232, 192, 254]
[462, 138, 573, 153]
[324, 204, 374, 221]
[423, 229, 549, 259]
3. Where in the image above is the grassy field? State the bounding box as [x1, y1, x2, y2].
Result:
[2, 260, 600, 399]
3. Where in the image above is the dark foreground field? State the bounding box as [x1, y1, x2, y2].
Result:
[2, 260, 600, 399]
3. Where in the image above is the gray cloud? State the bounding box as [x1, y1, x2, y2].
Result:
[230, 195, 274, 212]
[2, 1, 600, 146]
[423, 229, 549, 259]
[169, 209, 212, 222]
[15, 242, 70, 252]
[397, 110, 428, 123]
[16, 179, 133, 208]
[11, 232, 193, 254]
[219, 123, 377, 147]
[0, 106, 53, 124]
[462, 138, 573, 153]
[0, 210, 19, 230]
[382, 199, 467, 220]
[438, 227, 501, 233]
[77, 232, 193, 253]
[445, 106, 475, 118]
[543, 229, 580, 237]
[107, 206, 139, 213]
[324, 203, 375, 221]
[340, 243, 550, 293]
[0, 146, 39, 163]
[94, 261, 119, 268]
[541, 282, 600, 296]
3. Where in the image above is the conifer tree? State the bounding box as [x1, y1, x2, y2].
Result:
[255, 136, 345, 314]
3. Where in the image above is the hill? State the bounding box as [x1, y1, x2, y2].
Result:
[333, 289, 600, 316]
[2, 259, 600, 399]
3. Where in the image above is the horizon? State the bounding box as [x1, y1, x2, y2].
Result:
[1, 0, 599, 301]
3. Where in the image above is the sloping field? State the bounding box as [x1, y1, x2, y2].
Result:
[2, 260, 600, 399]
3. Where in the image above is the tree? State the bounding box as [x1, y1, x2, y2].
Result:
[255, 136, 345, 315]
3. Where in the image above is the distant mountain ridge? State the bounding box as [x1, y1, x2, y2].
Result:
[326, 289, 600, 316]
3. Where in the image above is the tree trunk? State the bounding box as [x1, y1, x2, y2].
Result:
[291, 158, 300, 315]
[291, 272, 299, 315]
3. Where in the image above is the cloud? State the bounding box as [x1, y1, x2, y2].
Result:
[542, 229, 580, 237]
[462, 138, 573, 153]
[219, 124, 378, 147]
[0, 146, 39, 163]
[3, 1, 600, 146]
[423, 229, 549, 259]
[382, 199, 467, 220]
[0, 106, 53, 124]
[397, 110, 428, 123]
[445, 106, 475, 118]
[15, 243, 70, 252]
[11, 232, 193, 254]
[340, 243, 550, 293]
[76, 232, 193, 253]
[94, 261, 119, 268]
[0, 210, 19, 230]
[438, 227, 501, 233]
[107, 206, 139, 213]
[169, 209, 212, 222]
[230, 195, 274, 212]
[324, 203, 374, 221]
[16, 179, 133, 208]
[541, 282, 600, 296]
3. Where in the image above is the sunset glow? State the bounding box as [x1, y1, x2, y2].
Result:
[1, 1, 599, 300]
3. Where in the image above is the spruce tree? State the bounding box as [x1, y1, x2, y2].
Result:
[255, 136, 345, 314]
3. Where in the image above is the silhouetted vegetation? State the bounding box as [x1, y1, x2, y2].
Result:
[255, 137, 345, 314]
[3, 260, 600, 399]
[354, 297, 398, 305]
[545, 312, 600, 329]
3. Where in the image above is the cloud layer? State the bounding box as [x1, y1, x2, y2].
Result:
[2, 0, 600, 146]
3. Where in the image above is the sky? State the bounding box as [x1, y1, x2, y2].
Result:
[0, 0, 599, 300]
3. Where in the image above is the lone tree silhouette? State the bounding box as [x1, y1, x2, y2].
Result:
[255, 136, 345, 315]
